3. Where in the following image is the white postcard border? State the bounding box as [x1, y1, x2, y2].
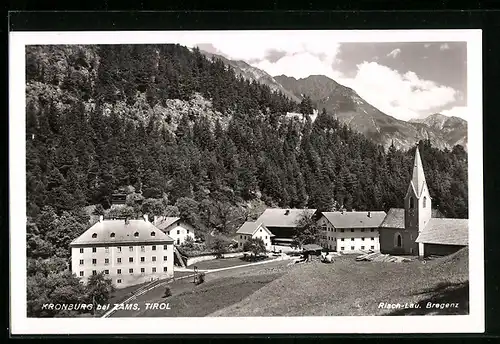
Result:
[9, 29, 484, 334]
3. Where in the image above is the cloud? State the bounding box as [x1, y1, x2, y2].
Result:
[440, 106, 467, 119]
[386, 48, 401, 58]
[439, 43, 450, 51]
[337, 62, 458, 121]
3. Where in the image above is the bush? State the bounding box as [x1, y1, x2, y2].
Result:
[163, 286, 172, 298]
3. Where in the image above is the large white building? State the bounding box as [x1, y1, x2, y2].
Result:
[317, 211, 387, 252]
[153, 216, 196, 245]
[69, 215, 175, 288]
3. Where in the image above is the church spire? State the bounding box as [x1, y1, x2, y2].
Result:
[411, 143, 427, 197]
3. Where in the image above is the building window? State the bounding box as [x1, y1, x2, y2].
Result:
[92, 259, 97, 265]
[371, 246, 375, 250]
[187, 229, 190, 234]
[163, 267, 168, 272]
[240, 235, 242, 239]
[79, 259, 84, 265]
[92, 233, 97, 238]
[110, 232, 115, 238]
[152, 245, 156, 251]
[141, 246, 145, 252]
[92, 270, 97, 275]
[371, 229, 374, 232]
[361, 238, 365, 241]
[141, 268, 145, 273]
[129, 246, 133, 252]
[361, 229, 365, 232]
[177, 230, 180, 235]
[79, 248, 84, 253]
[105, 258, 109, 265]
[341, 238, 344, 241]
[117, 258, 121, 264]
[134, 232, 139, 237]
[141, 257, 145, 263]
[351, 246, 355, 250]
[151, 231, 156, 237]
[117, 247, 122, 253]
[351, 238, 354, 241]
[260, 229, 262, 232]
[117, 269, 122, 275]
[423, 196, 427, 208]
[409, 196, 415, 209]
[177, 239, 180, 245]
[395, 233, 403, 248]
[163, 256, 168, 261]
[371, 237, 375, 241]
[79, 271, 84, 277]
[341, 229, 344, 233]
[240, 242, 242, 247]
[163, 245, 168, 250]
[104, 270, 109, 275]
[361, 246, 365, 250]
[105, 247, 109, 253]
[351, 229, 354, 232]
[152, 267, 157, 273]
[265, 236, 268, 239]
[117, 279, 122, 284]
[129, 257, 133, 263]
[152, 256, 157, 262]
[129, 268, 133, 274]
[92, 247, 97, 253]
[341, 247, 345, 251]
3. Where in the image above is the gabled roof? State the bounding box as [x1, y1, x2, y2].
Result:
[154, 216, 181, 230]
[70, 219, 174, 246]
[379, 208, 405, 229]
[379, 208, 447, 229]
[416, 218, 468, 246]
[256, 208, 317, 228]
[322, 211, 386, 229]
[236, 222, 274, 236]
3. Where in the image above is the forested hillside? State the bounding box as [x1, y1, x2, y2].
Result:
[25, 44, 468, 316]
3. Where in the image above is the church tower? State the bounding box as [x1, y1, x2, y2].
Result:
[404, 144, 432, 235]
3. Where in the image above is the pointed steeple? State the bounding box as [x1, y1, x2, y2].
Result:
[410, 144, 427, 197]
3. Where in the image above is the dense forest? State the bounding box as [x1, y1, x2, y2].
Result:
[25, 44, 468, 316]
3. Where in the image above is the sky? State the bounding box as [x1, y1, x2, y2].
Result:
[170, 32, 467, 121]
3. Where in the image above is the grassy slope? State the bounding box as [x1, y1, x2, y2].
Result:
[209, 248, 469, 316]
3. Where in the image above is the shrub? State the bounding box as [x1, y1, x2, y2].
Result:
[163, 286, 172, 298]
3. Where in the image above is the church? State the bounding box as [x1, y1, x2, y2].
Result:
[379, 144, 469, 257]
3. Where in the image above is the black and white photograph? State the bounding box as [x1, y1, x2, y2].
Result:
[9, 29, 484, 334]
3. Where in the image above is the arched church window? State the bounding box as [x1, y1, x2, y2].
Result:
[409, 197, 415, 209]
[394, 233, 403, 248]
[423, 196, 427, 208]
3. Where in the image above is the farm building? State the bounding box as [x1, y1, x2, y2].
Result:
[69, 214, 174, 288]
[254, 208, 317, 247]
[235, 222, 274, 250]
[379, 144, 469, 257]
[153, 216, 196, 246]
[318, 210, 386, 252]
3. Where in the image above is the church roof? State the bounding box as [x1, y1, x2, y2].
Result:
[379, 208, 446, 229]
[70, 218, 174, 246]
[410, 145, 428, 198]
[379, 208, 405, 229]
[256, 208, 317, 228]
[416, 218, 468, 246]
[322, 211, 386, 229]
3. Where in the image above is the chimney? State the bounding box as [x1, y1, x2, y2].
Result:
[367, 211, 371, 218]
[99, 215, 103, 222]
[284, 210, 290, 216]
[125, 217, 129, 225]
[144, 214, 149, 222]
